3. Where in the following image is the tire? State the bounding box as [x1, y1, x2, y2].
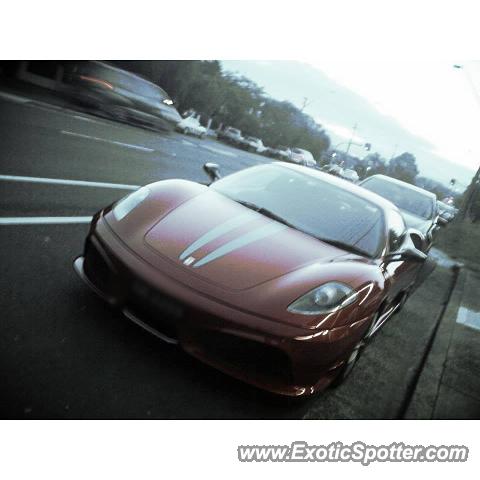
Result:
[330, 310, 380, 387]
[184, 128, 191, 135]
[331, 338, 367, 387]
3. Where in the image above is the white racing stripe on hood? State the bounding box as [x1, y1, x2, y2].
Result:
[192, 222, 288, 268]
[179, 212, 257, 261]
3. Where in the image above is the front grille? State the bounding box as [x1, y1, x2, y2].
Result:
[82, 236, 185, 339]
[195, 330, 293, 384]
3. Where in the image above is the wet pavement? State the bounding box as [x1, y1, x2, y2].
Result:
[406, 267, 480, 419]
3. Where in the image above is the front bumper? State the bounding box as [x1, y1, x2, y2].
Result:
[74, 215, 371, 396]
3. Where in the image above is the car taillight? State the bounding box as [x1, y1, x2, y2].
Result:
[79, 75, 114, 90]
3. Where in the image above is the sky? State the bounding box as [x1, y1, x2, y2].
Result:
[222, 60, 480, 190]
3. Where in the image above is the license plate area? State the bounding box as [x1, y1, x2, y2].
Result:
[128, 280, 185, 339]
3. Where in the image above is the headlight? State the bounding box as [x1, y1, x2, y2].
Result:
[287, 282, 358, 316]
[112, 187, 149, 221]
[163, 98, 174, 106]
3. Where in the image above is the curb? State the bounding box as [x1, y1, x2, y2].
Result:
[403, 266, 467, 419]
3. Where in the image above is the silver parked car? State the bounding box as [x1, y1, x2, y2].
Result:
[218, 126, 243, 145]
[290, 148, 316, 167]
[359, 174, 441, 251]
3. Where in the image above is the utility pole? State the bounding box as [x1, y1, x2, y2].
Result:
[345, 123, 357, 156]
[453, 64, 480, 220]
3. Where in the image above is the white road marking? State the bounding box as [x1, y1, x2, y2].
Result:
[73, 114, 104, 124]
[0, 216, 93, 225]
[200, 145, 237, 157]
[0, 92, 30, 104]
[181, 139, 195, 146]
[60, 130, 155, 152]
[0, 174, 139, 190]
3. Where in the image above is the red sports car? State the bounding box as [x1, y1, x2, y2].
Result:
[74, 162, 427, 396]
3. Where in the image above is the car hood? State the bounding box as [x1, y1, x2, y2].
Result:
[143, 191, 349, 291]
[400, 210, 431, 234]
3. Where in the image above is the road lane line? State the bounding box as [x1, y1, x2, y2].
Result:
[0, 216, 93, 225]
[73, 114, 105, 124]
[0, 174, 139, 190]
[60, 130, 155, 152]
[200, 145, 237, 157]
[0, 92, 31, 104]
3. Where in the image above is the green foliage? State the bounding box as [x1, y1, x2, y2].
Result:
[416, 176, 451, 200]
[387, 152, 419, 184]
[436, 220, 480, 271]
[361, 152, 388, 178]
[469, 188, 480, 222]
[111, 60, 330, 157]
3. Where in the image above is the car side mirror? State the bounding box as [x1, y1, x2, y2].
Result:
[385, 230, 428, 263]
[385, 246, 427, 263]
[203, 163, 221, 184]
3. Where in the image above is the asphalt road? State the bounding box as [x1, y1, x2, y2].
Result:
[0, 91, 451, 419]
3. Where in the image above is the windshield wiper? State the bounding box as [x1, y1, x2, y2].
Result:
[235, 200, 296, 229]
[314, 237, 367, 257]
[235, 200, 369, 256]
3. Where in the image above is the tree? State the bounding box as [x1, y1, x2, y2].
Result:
[360, 152, 387, 179]
[388, 152, 419, 184]
[109, 60, 331, 158]
[416, 176, 450, 199]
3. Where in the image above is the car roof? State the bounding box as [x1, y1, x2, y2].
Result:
[361, 174, 437, 200]
[91, 61, 168, 94]
[277, 162, 401, 215]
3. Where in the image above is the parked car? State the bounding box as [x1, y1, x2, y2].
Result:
[218, 126, 243, 145]
[359, 174, 441, 251]
[266, 145, 292, 160]
[290, 148, 317, 167]
[176, 116, 207, 138]
[437, 200, 457, 223]
[321, 164, 358, 182]
[322, 164, 343, 176]
[340, 168, 360, 183]
[63, 61, 182, 131]
[74, 162, 427, 397]
[238, 136, 267, 153]
[205, 128, 218, 139]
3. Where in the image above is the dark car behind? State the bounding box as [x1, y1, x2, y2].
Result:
[63, 61, 182, 131]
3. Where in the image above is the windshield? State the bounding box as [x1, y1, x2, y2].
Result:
[361, 177, 434, 219]
[211, 164, 385, 257]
